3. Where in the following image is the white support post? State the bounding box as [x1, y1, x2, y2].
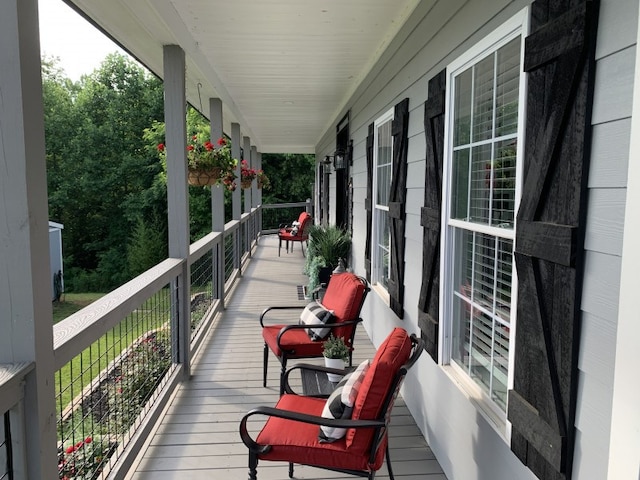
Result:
[231, 123, 242, 221]
[163, 45, 191, 379]
[209, 98, 225, 233]
[0, 0, 57, 476]
[243, 136, 252, 215]
[209, 98, 225, 307]
[251, 146, 259, 209]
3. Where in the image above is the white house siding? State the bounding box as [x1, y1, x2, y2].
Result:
[575, 0, 638, 478]
[317, 0, 637, 479]
[319, 1, 536, 479]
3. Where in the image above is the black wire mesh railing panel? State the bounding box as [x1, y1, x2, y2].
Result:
[56, 285, 176, 479]
[261, 207, 307, 231]
[190, 249, 215, 338]
[0, 412, 11, 480]
[224, 233, 236, 282]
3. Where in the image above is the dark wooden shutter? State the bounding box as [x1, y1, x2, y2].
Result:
[508, 2, 599, 479]
[364, 123, 374, 282]
[388, 98, 410, 318]
[417, 70, 445, 360]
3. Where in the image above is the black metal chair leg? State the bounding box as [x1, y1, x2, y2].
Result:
[278, 238, 282, 256]
[385, 443, 395, 480]
[248, 451, 258, 480]
[288, 462, 294, 478]
[279, 357, 287, 395]
[263, 343, 268, 387]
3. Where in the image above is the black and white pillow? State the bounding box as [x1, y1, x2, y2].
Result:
[319, 360, 370, 442]
[299, 301, 335, 340]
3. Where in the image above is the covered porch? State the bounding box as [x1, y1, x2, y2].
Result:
[127, 235, 446, 479]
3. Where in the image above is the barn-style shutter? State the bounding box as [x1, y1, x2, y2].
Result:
[364, 123, 374, 282]
[417, 71, 445, 360]
[388, 98, 410, 318]
[508, 2, 598, 479]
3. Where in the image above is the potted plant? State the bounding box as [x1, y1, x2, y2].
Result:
[303, 225, 351, 293]
[257, 170, 270, 189]
[322, 334, 350, 382]
[156, 135, 238, 188]
[240, 160, 257, 189]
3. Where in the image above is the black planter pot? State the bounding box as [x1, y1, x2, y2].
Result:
[318, 266, 333, 286]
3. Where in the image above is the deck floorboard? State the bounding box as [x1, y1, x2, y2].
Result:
[127, 235, 447, 479]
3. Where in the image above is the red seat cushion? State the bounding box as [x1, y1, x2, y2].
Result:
[346, 328, 412, 449]
[256, 394, 386, 471]
[262, 325, 325, 358]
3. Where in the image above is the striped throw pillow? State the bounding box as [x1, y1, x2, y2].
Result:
[299, 301, 335, 340]
[319, 360, 370, 442]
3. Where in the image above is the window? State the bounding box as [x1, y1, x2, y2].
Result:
[372, 108, 394, 292]
[443, 12, 527, 417]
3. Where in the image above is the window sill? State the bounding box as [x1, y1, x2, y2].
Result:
[370, 282, 390, 306]
[440, 364, 509, 443]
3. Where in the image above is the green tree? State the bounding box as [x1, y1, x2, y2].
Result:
[45, 53, 165, 291]
[261, 153, 315, 203]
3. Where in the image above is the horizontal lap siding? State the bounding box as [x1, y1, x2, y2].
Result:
[318, 1, 542, 480]
[574, 0, 638, 478]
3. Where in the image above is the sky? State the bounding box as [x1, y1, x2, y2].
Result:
[38, 0, 127, 81]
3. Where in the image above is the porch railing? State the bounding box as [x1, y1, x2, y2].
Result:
[3, 200, 312, 479]
[0, 362, 34, 480]
[50, 206, 263, 479]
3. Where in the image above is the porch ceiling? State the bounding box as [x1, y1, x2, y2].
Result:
[64, 0, 420, 153]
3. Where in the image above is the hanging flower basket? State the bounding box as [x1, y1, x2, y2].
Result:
[188, 167, 222, 186]
[241, 179, 253, 189]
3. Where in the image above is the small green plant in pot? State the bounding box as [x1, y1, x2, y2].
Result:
[322, 335, 350, 382]
[304, 225, 352, 293]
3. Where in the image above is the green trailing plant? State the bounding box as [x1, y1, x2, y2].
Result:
[305, 255, 327, 293]
[322, 335, 350, 361]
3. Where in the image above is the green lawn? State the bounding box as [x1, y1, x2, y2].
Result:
[53, 293, 105, 324]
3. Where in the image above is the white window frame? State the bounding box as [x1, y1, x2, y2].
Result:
[439, 8, 529, 433]
[371, 107, 395, 300]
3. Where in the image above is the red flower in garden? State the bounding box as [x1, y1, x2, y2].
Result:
[192, 135, 198, 140]
[84, 436, 92, 444]
[76, 441, 84, 449]
[157, 143, 165, 152]
[204, 141, 214, 151]
[187, 145, 195, 151]
[65, 445, 75, 454]
[217, 137, 226, 146]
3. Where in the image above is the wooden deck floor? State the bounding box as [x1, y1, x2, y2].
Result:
[127, 235, 447, 479]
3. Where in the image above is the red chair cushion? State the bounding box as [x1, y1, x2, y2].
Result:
[346, 328, 412, 448]
[256, 394, 386, 471]
[262, 325, 325, 358]
[321, 273, 366, 340]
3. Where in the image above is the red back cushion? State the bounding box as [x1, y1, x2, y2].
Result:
[321, 273, 366, 341]
[346, 328, 411, 449]
[322, 273, 365, 322]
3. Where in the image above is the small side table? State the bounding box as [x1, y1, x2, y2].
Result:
[299, 365, 355, 396]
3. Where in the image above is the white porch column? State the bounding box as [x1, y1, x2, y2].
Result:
[209, 98, 225, 307]
[243, 136, 252, 214]
[607, 6, 640, 478]
[163, 45, 191, 379]
[0, 0, 57, 477]
[209, 98, 225, 232]
[231, 123, 242, 220]
[251, 146, 260, 208]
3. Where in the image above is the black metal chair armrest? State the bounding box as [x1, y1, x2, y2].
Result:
[283, 363, 353, 396]
[259, 305, 306, 327]
[275, 318, 363, 349]
[239, 406, 386, 453]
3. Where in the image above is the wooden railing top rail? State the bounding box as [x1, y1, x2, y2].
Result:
[0, 362, 34, 415]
